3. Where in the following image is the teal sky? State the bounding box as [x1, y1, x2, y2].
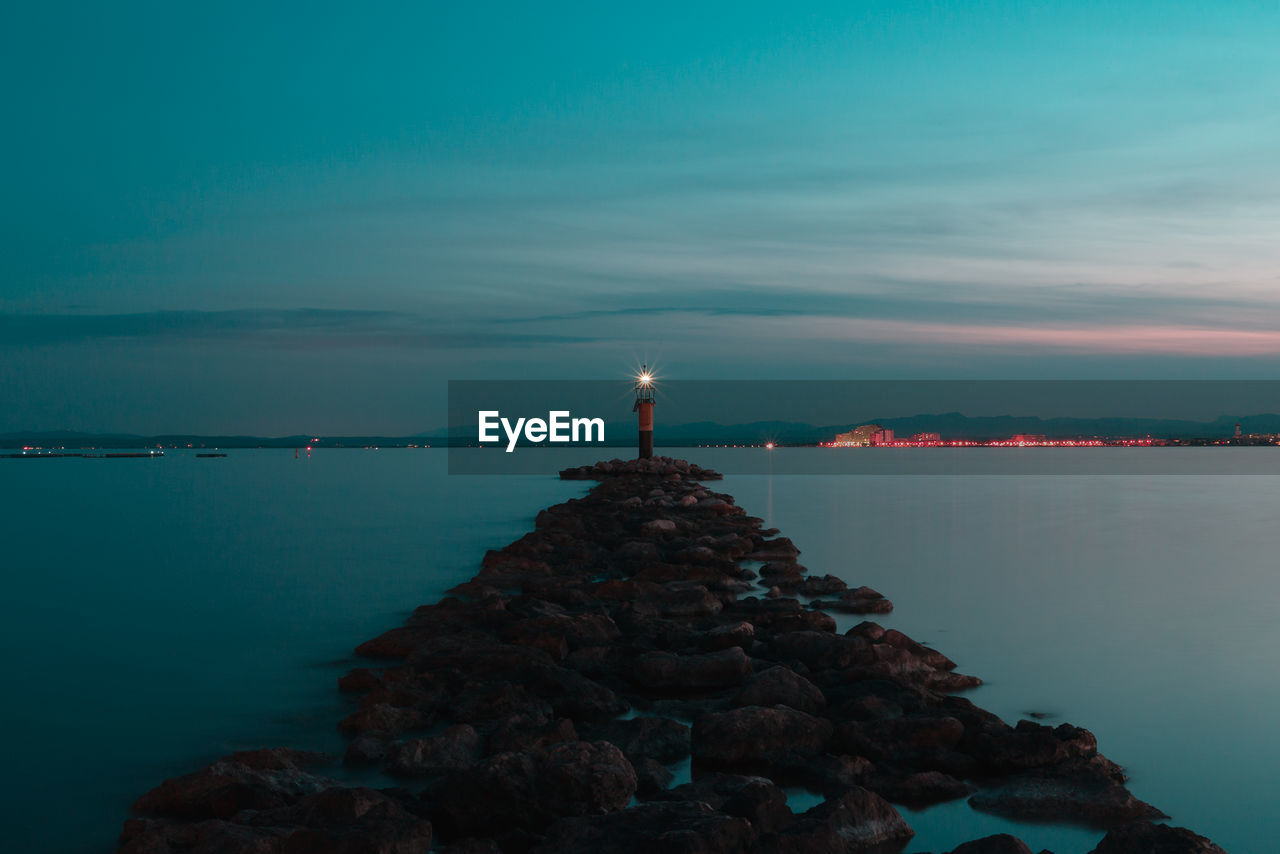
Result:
[4, 2, 1280, 432]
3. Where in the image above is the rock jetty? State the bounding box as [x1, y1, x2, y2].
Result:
[117, 456, 1227, 853]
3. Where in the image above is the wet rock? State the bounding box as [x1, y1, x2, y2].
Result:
[580, 716, 692, 764]
[768, 631, 869, 671]
[533, 801, 754, 854]
[633, 756, 676, 794]
[1087, 821, 1228, 853]
[245, 787, 434, 853]
[968, 756, 1166, 825]
[799, 574, 847, 596]
[761, 786, 913, 853]
[693, 706, 833, 767]
[343, 735, 389, 767]
[338, 703, 430, 738]
[700, 621, 755, 651]
[131, 749, 331, 821]
[731, 666, 825, 713]
[632, 647, 754, 692]
[870, 770, 973, 807]
[656, 772, 792, 833]
[433, 741, 636, 838]
[812, 586, 894, 614]
[385, 725, 482, 777]
[837, 716, 965, 760]
[488, 714, 577, 754]
[946, 834, 1034, 854]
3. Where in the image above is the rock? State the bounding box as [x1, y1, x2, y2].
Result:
[643, 519, 679, 535]
[761, 786, 914, 852]
[433, 741, 636, 838]
[656, 773, 792, 833]
[870, 770, 973, 806]
[492, 715, 578, 754]
[632, 648, 754, 692]
[700, 621, 755, 651]
[633, 756, 676, 795]
[1088, 821, 1228, 853]
[338, 702, 430, 737]
[131, 749, 331, 821]
[731, 666, 825, 713]
[837, 716, 965, 760]
[532, 802, 755, 854]
[947, 834, 1034, 854]
[968, 756, 1167, 825]
[768, 631, 869, 671]
[580, 716, 692, 764]
[693, 706, 833, 767]
[247, 787, 434, 853]
[799, 574, 847, 596]
[385, 725, 482, 777]
[343, 735, 389, 767]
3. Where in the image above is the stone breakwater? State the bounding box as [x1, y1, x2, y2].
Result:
[118, 457, 1228, 854]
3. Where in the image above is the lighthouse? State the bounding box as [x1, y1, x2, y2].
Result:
[633, 365, 655, 459]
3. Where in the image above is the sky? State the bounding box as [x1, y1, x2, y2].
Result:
[4, 1, 1280, 433]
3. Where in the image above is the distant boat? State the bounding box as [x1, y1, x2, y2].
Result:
[195, 453, 227, 458]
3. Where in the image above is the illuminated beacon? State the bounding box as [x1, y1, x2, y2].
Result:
[633, 365, 656, 459]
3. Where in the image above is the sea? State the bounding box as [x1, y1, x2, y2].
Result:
[1, 447, 1275, 853]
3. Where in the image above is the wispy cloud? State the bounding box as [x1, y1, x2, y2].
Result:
[0, 309, 598, 349]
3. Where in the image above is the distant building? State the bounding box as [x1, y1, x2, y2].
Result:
[833, 423, 894, 446]
[909, 432, 941, 442]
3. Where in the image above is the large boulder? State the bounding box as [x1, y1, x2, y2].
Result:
[532, 801, 755, 854]
[1088, 821, 1228, 854]
[580, 716, 692, 764]
[761, 786, 914, 852]
[131, 749, 331, 821]
[693, 706, 833, 769]
[731, 666, 826, 713]
[119, 786, 433, 854]
[655, 773, 792, 834]
[947, 834, 1034, 854]
[632, 648, 754, 692]
[968, 757, 1166, 825]
[433, 741, 636, 838]
[384, 725, 482, 777]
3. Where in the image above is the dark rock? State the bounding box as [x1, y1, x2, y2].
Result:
[385, 725, 482, 777]
[580, 716, 692, 764]
[947, 834, 1034, 854]
[693, 706, 833, 767]
[338, 703, 430, 738]
[434, 741, 636, 838]
[700, 621, 755, 651]
[633, 756, 676, 795]
[799, 574, 848, 596]
[731, 666, 825, 713]
[343, 735, 389, 767]
[761, 786, 914, 852]
[657, 772, 792, 833]
[968, 756, 1167, 825]
[533, 801, 754, 854]
[632, 647, 754, 692]
[1088, 821, 1228, 854]
[132, 749, 331, 821]
[871, 770, 973, 807]
[768, 631, 869, 671]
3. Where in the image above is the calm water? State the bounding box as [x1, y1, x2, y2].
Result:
[2, 448, 1274, 852]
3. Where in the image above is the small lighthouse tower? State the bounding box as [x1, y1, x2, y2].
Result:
[633, 366, 655, 459]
